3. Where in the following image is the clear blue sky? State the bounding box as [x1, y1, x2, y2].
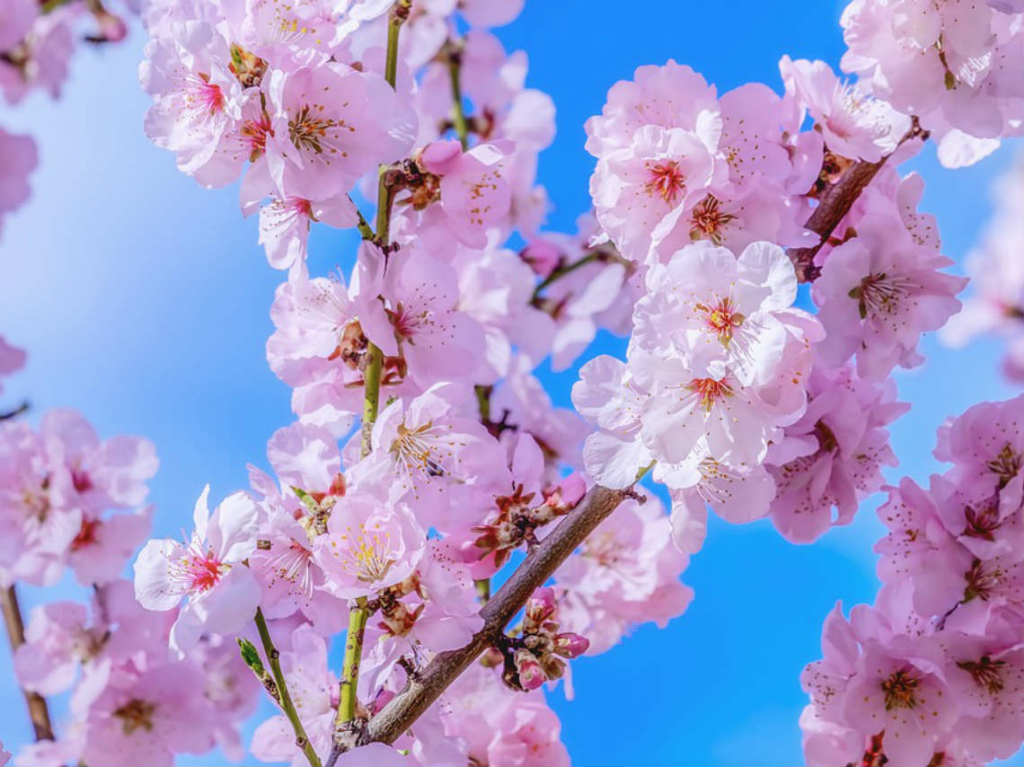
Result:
[0, 1, 1019, 764]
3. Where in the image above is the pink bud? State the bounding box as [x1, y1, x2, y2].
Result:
[525, 586, 557, 624]
[520, 239, 561, 277]
[561, 473, 585, 507]
[554, 632, 590, 659]
[419, 140, 462, 176]
[514, 649, 545, 691]
[95, 9, 127, 41]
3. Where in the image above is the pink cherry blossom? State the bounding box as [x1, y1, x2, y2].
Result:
[312, 489, 425, 599]
[134, 485, 262, 653]
[780, 55, 911, 162]
[265, 62, 415, 200]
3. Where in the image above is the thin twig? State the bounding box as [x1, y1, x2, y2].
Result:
[787, 118, 928, 282]
[2, 585, 55, 742]
[359, 484, 641, 748]
[253, 608, 322, 767]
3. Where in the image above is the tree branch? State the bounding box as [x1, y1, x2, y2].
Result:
[787, 118, 927, 282]
[1, 585, 55, 742]
[359, 485, 637, 747]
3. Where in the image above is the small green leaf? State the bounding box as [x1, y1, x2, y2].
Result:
[237, 638, 265, 676]
[291, 485, 320, 515]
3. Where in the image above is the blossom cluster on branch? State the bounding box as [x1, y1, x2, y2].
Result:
[2, 0, 1024, 765]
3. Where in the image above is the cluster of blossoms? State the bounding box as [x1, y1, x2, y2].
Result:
[839, 0, 1024, 167]
[800, 395, 1024, 766]
[130, 0, 692, 763]
[0, 0, 132, 237]
[5, 0, 1024, 762]
[943, 153, 1024, 379]
[0, 339, 261, 767]
[573, 52, 966, 558]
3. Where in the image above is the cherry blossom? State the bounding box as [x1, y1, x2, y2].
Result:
[134, 486, 262, 653]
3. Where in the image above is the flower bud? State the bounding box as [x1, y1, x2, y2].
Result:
[480, 646, 504, 668]
[418, 140, 462, 176]
[554, 632, 589, 659]
[525, 587, 557, 626]
[520, 240, 561, 277]
[514, 649, 545, 691]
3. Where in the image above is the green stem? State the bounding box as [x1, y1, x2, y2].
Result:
[446, 46, 470, 150]
[254, 609, 322, 767]
[474, 384, 491, 423]
[360, 343, 384, 457]
[531, 252, 600, 303]
[334, 4, 410, 753]
[474, 578, 491, 604]
[335, 598, 370, 729]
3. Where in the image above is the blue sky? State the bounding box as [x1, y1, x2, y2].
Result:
[0, 0, 1020, 764]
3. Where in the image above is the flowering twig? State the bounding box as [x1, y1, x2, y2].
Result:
[787, 117, 928, 282]
[0, 401, 29, 421]
[356, 483, 642, 749]
[253, 608, 322, 767]
[1, 585, 55, 742]
[443, 40, 470, 150]
[330, 5, 412, 763]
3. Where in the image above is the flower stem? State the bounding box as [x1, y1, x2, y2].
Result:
[253, 608, 322, 767]
[1, 585, 54, 742]
[445, 42, 470, 150]
[335, 599, 369, 729]
[333, 6, 411, 760]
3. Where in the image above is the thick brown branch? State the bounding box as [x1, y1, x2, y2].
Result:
[361, 485, 634, 747]
[2, 585, 55, 742]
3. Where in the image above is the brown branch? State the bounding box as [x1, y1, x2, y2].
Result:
[359, 485, 635, 748]
[787, 118, 928, 282]
[2, 585, 55, 742]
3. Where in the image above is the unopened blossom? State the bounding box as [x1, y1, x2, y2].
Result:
[134, 486, 262, 653]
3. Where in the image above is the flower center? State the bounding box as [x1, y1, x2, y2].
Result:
[695, 297, 744, 345]
[173, 545, 226, 593]
[881, 669, 920, 710]
[644, 160, 686, 204]
[71, 517, 102, 551]
[687, 377, 734, 412]
[241, 114, 272, 160]
[987, 443, 1021, 488]
[689, 195, 735, 245]
[848, 272, 913, 319]
[390, 422, 446, 478]
[289, 104, 346, 155]
[114, 698, 157, 735]
[957, 656, 1006, 695]
[193, 73, 224, 113]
